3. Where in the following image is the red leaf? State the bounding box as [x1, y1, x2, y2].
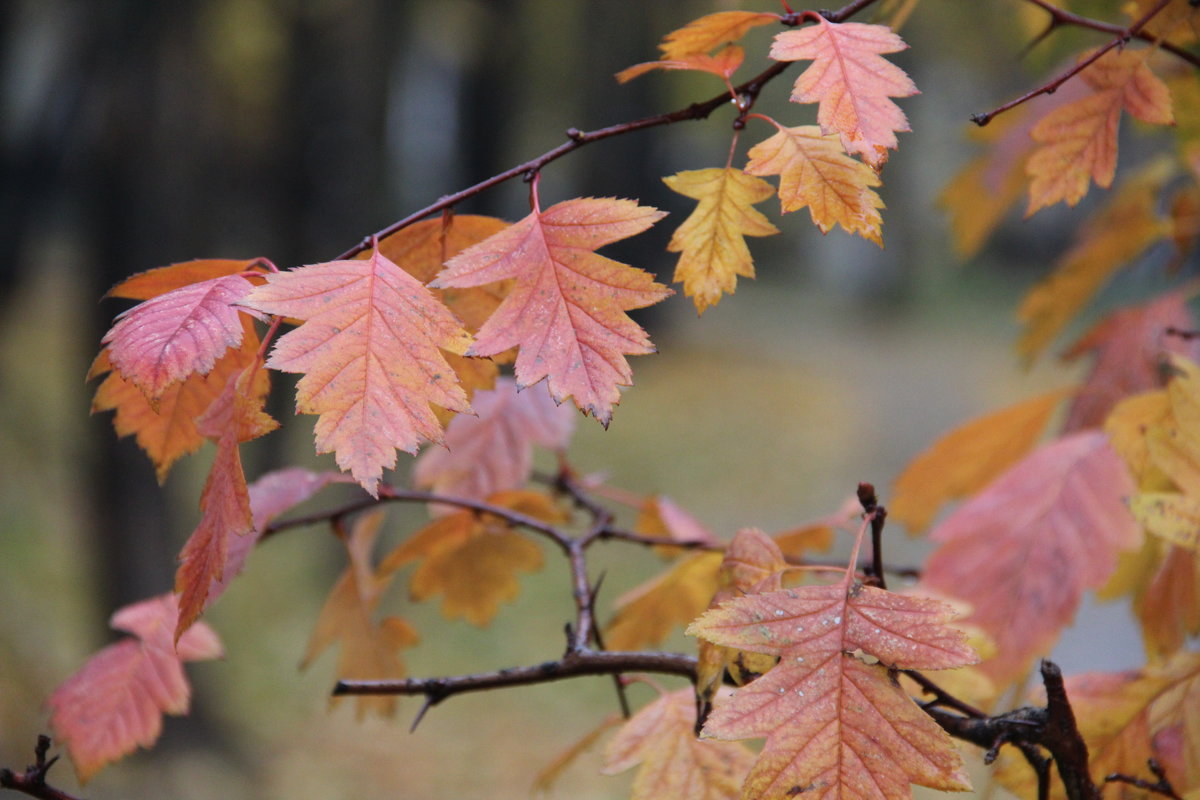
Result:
[1062, 291, 1199, 432]
[102, 275, 258, 405]
[433, 195, 671, 425]
[770, 18, 917, 168]
[174, 365, 277, 640]
[242, 240, 473, 496]
[922, 431, 1142, 685]
[689, 565, 976, 800]
[47, 594, 222, 783]
[412, 377, 575, 507]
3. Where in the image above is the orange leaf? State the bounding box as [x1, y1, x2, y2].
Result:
[663, 167, 780, 314]
[1017, 160, 1170, 363]
[433, 195, 671, 424]
[770, 18, 917, 168]
[1062, 291, 1199, 432]
[604, 551, 724, 651]
[695, 529, 789, 730]
[617, 45, 746, 84]
[412, 377, 575, 507]
[688, 571, 976, 800]
[745, 123, 883, 245]
[174, 364, 277, 640]
[243, 240, 473, 496]
[890, 388, 1071, 533]
[922, 431, 1141, 686]
[105, 258, 261, 300]
[101, 275, 259, 405]
[380, 490, 560, 626]
[1026, 48, 1173, 215]
[602, 687, 754, 800]
[90, 316, 267, 482]
[47, 594, 222, 783]
[301, 509, 419, 720]
[656, 11, 779, 59]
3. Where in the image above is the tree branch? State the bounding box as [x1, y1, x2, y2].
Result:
[972, 0, 1186, 126]
[1018, 0, 1200, 69]
[0, 737, 83, 800]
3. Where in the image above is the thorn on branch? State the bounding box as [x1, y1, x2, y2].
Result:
[0, 736, 81, 800]
[1105, 760, 1185, 800]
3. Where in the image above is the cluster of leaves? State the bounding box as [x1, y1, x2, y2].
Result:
[5, 2, 1200, 800]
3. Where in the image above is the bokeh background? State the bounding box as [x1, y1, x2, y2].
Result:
[0, 0, 1172, 797]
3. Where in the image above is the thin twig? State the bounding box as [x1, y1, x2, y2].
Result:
[1018, 0, 1200, 69]
[0, 737, 83, 800]
[972, 0, 1183, 126]
[1105, 760, 1185, 800]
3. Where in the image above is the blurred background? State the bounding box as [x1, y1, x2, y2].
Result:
[0, 0, 1174, 797]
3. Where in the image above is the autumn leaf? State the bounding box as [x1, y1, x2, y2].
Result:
[47, 594, 222, 783]
[412, 377, 575, 508]
[997, 651, 1200, 800]
[374, 213, 512, 413]
[745, 122, 883, 245]
[922, 431, 1141, 686]
[242, 240, 474, 496]
[688, 552, 976, 800]
[380, 490, 561, 626]
[617, 45, 746, 85]
[637, 494, 721, 550]
[1026, 48, 1174, 215]
[602, 687, 755, 800]
[174, 363, 277, 640]
[432, 194, 671, 424]
[604, 551, 724, 651]
[695, 529, 789, 732]
[105, 258, 262, 300]
[90, 316, 267, 482]
[662, 167, 779, 314]
[301, 509, 418, 720]
[1017, 159, 1172, 363]
[890, 388, 1072, 533]
[1062, 291, 1199, 432]
[1104, 389, 1174, 488]
[770, 17, 918, 168]
[102, 274, 260, 405]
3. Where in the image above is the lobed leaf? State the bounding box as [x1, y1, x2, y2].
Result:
[433, 196, 671, 425]
[102, 275, 259, 405]
[689, 578, 976, 800]
[922, 431, 1141, 686]
[602, 687, 754, 800]
[663, 167, 780, 314]
[412, 377, 575, 508]
[47, 594, 222, 783]
[745, 123, 883, 245]
[771, 18, 917, 168]
[1026, 48, 1173, 215]
[243, 241, 474, 496]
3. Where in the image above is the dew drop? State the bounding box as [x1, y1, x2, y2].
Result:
[774, 609, 785, 617]
[833, 616, 842, 625]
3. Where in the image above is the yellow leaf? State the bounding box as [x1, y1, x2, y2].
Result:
[380, 490, 558, 626]
[1146, 356, 1200, 495]
[663, 168, 780, 314]
[745, 123, 883, 245]
[1130, 493, 1200, 550]
[1017, 161, 1171, 362]
[1104, 389, 1174, 489]
[890, 388, 1071, 533]
[604, 551, 723, 651]
[1026, 48, 1173, 215]
[656, 11, 778, 59]
[300, 510, 417, 720]
[602, 687, 754, 800]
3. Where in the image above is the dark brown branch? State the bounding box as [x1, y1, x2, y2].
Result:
[335, 648, 698, 702]
[1018, 0, 1200, 69]
[0, 737, 83, 800]
[856, 483, 888, 589]
[972, 0, 1184, 126]
[1105, 760, 1184, 800]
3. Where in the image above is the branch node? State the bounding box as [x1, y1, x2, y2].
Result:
[565, 127, 585, 142]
